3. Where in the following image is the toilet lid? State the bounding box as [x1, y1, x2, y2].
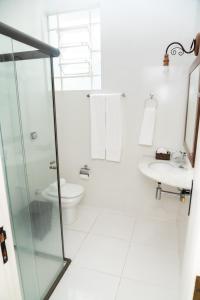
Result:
[47, 183, 84, 199]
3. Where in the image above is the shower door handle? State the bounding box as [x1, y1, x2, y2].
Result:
[49, 161, 57, 170]
[0, 227, 8, 264]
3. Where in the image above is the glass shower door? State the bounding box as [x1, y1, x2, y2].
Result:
[13, 39, 64, 298]
[0, 35, 64, 299]
[0, 34, 41, 300]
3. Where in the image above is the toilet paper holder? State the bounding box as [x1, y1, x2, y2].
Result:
[80, 165, 90, 176]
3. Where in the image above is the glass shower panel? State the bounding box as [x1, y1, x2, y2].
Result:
[0, 35, 40, 299]
[12, 40, 64, 298]
[0, 34, 64, 299]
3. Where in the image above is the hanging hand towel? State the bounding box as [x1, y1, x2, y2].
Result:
[90, 94, 106, 159]
[106, 94, 122, 162]
[139, 105, 157, 146]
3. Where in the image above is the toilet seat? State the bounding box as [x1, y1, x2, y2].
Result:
[47, 183, 84, 200]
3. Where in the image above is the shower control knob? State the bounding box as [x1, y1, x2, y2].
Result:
[49, 161, 57, 170]
[30, 131, 38, 140]
[49, 165, 57, 170]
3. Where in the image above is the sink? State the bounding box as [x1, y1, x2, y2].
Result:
[149, 161, 176, 172]
[139, 156, 193, 189]
[149, 161, 187, 173]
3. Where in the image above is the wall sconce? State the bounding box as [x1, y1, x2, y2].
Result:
[163, 33, 200, 66]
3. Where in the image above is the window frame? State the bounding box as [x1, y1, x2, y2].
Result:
[48, 8, 101, 91]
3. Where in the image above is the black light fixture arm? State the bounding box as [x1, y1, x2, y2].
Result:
[163, 33, 200, 66]
[165, 39, 196, 56]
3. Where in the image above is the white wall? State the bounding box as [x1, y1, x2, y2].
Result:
[50, 0, 197, 216]
[0, 0, 47, 39]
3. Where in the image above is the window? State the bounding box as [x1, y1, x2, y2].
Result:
[48, 9, 101, 91]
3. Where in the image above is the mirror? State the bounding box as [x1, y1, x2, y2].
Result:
[184, 59, 200, 167]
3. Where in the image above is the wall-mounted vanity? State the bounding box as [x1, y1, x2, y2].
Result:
[138, 53, 200, 201]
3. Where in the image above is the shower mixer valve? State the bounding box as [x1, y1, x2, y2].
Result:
[49, 161, 57, 170]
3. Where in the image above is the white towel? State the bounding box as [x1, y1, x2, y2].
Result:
[139, 106, 156, 146]
[106, 94, 122, 162]
[90, 94, 106, 159]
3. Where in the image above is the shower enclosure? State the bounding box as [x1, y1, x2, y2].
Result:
[0, 22, 70, 299]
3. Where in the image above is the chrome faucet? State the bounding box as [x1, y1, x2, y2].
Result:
[172, 151, 187, 168]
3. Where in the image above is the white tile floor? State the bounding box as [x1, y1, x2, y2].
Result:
[50, 205, 180, 300]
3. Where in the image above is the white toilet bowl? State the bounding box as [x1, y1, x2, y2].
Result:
[42, 179, 84, 225]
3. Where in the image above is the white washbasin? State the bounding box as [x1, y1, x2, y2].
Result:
[149, 161, 188, 174]
[139, 156, 193, 189]
[149, 161, 176, 172]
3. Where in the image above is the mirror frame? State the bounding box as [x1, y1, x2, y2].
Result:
[184, 53, 200, 167]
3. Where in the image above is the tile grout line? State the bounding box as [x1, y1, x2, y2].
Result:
[60, 206, 181, 299]
[121, 275, 180, 290]
[65, 207, 135, 264]
[114, 215, 180, 298]
[64, 227, 135, 242]
[67, 208, 136, 280]
[71, 264, 121, 279]
[89, 209, 137, 241]
[114, 218, 137, 300]
[68, 208, 103, 261]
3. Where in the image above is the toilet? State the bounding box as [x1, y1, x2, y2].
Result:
[42, 179, 84, 225]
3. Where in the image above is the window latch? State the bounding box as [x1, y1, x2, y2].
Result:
[0, 227, 8, 264]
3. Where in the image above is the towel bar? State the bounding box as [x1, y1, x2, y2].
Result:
[86, 93, 126, 98]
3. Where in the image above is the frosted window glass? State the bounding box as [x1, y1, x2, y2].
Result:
[63, 77, 91, 90]
[49, 31, 58, 47]
[61, 46, 90, 62]
[60, 28, 90, 46]
[61, 63, 90, 75]
[49, 15, 57, 29]
[59, 11, 89, 28]
[48, 9, 101, 91]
